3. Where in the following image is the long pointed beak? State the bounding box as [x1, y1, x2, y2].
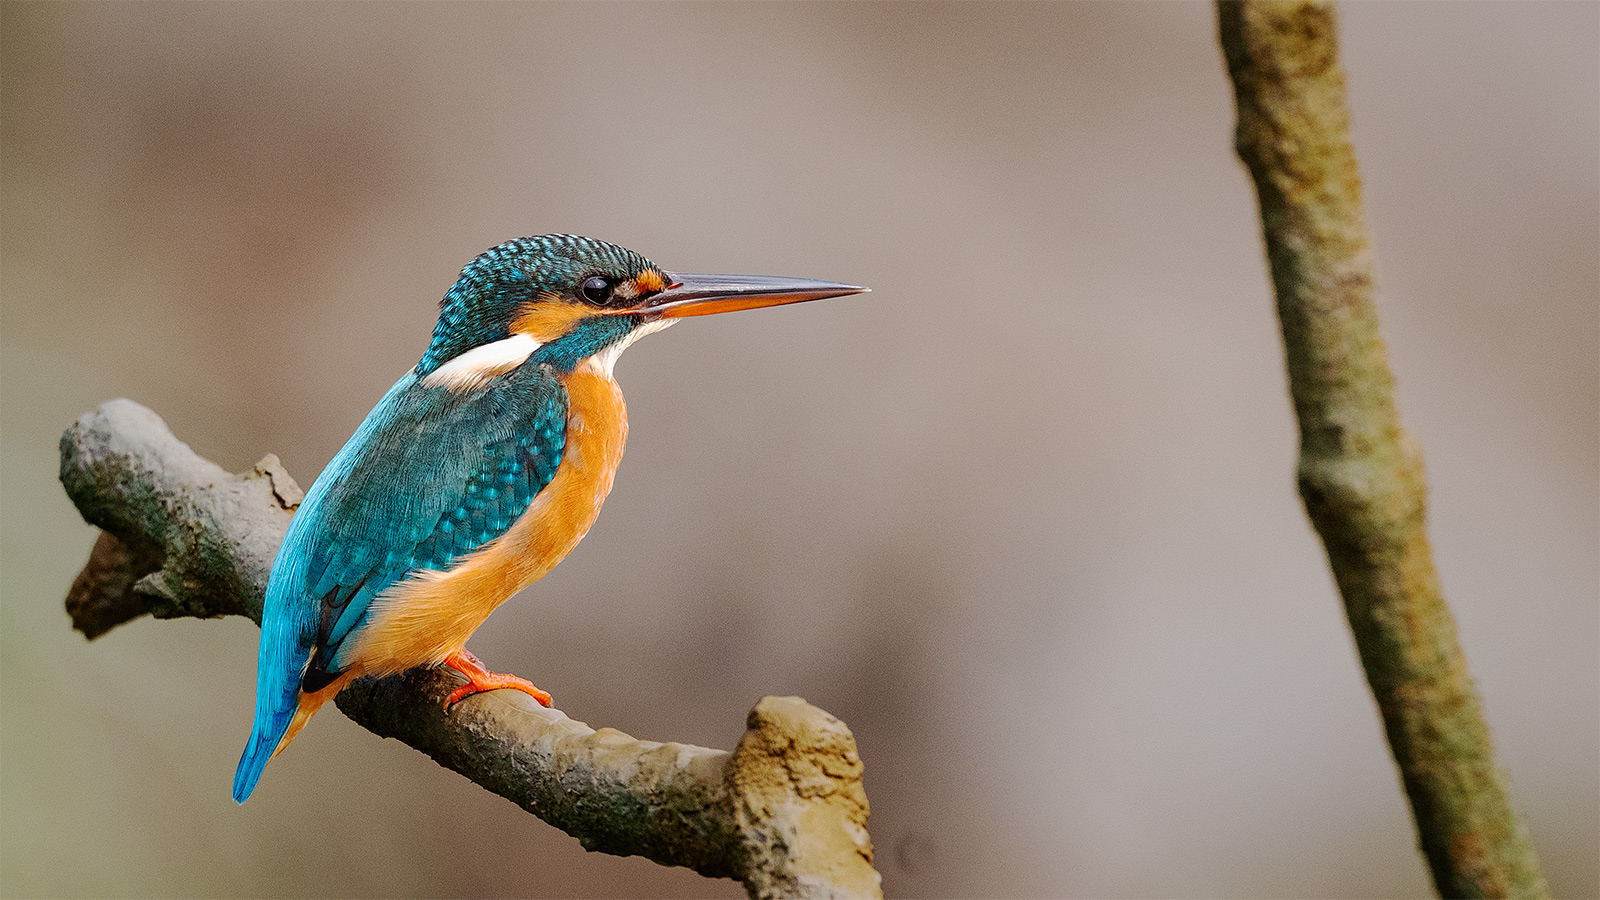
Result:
[637, 272, 869, 319]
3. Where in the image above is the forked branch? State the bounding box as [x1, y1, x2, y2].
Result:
[59, 398, 880, 900]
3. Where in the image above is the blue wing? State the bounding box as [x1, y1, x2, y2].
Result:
[233, 361, 566, 802]
[302, 366, 568, 681]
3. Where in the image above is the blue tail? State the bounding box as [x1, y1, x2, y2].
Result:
[234, 569, 315, 803]
[232, 703, 293, 804]
[232, 620, 308, 803]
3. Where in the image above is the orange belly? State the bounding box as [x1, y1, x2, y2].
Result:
[343, 363, 628, 675]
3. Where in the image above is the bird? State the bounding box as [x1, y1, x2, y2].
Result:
[233, 234, 866, 803]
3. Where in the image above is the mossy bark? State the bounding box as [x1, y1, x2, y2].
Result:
[1218, 3, 1547, 897]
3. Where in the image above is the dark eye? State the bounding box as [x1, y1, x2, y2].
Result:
[580, 276, 613, 305]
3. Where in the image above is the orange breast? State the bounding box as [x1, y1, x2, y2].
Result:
[346, 363, 628, 675]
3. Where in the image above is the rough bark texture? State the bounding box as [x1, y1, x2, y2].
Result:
[59, 398, 881, 900]
[1217, 3, 1547, 898]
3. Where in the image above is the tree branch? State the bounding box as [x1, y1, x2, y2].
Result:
[59, 398, 881, 900]
[1217, 3, 1547, 897]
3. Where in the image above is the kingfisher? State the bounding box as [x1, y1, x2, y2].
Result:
[233, 235, 865, 803]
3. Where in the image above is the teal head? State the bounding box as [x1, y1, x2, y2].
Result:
[417, 235, 867, 387]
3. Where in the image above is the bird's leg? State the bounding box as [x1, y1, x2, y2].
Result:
[441, 648, 553, 709]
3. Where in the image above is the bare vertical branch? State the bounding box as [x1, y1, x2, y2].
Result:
[1217, 2, 1548, 896]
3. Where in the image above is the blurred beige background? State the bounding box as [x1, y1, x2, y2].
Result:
[2, 2, 1594, 897]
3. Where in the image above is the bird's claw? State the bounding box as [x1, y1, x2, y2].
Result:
[441, 648, 553, 710]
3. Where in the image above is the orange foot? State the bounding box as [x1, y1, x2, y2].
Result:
[441, 648, 553, 710]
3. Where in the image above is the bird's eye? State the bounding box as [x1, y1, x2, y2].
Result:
[580, 276, 614, 305]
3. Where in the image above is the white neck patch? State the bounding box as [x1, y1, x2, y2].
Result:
[421, 333, 543, 391]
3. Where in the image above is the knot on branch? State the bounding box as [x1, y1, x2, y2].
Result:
[730, 697, 877, 899]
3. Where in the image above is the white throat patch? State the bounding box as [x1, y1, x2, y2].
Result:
[583, 318, 675, 378]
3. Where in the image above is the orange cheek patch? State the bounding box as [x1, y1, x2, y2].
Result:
[512, 299, 591, 342]
[634, 270, 667, 294]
